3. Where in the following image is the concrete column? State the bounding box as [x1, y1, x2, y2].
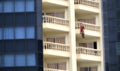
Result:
[68, 0, 77, 71]
[99, 0, 105, 71]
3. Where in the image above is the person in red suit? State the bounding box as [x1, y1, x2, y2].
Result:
[80, 24, 85, 38]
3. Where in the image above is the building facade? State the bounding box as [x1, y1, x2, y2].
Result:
[0, 0, 43, 71]
[0, 0, 106, 71]
[102, 0, 120, 71]
[43, 0, 103, 71]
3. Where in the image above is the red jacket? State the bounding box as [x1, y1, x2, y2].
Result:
[80, 25, 85, 33]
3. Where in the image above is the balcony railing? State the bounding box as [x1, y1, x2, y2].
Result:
[43, 15, 69, 25]
[74, 0, 99, 8]
[44, 68, 67, 71]
[75, 21, 100, 31]
[76, 47, 101, 56]
[43, 41, 70, 52]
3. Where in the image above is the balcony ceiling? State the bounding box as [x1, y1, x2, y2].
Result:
[75, 9, 98, 15]
[43, 29, 68, 35]
[44, 54, 69, 59]
[76, 34, 99, 39]
[43, 2, 67, 10]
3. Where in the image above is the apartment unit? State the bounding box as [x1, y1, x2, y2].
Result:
[42, 0, 103, 71]
[0, 0, 43, 71]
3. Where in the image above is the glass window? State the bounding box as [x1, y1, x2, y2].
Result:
[15, 40, 25, 53]
[0, 56, 2, 66]
[3, 0, 14, 12]
[15, 0, 25, 12]
[15, 14, 26, 27]
[4, 55, 14, 66]
[0, 28, 2, 39]
[4, 28, 14, 39]
[26, 27, 35, 39]
[27, 13, 36, 26]
[0, 1, 2, 12]
[15, 27, 25, 39]
[15, 54, 26, 66]
[26, 0, 34, 11]
[27, 54, 36, 66]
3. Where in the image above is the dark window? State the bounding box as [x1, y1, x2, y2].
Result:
[15, 40, 25, 53]
[26, 13, 36, 26]
[4, 40, 15, 53]
[4, 14, 15, 27]
[118, 32, 120, 41]
[15, 14, 26, 27]
[27, 40, 36, 52]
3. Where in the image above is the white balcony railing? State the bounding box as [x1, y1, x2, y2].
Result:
[44, 68, 67, 71]
[75, 21, 100, 31]
[74, 0, 99, 8]
[76, 47, 101, 56]
[43, 41, 70, 52]
[43, 15, 69, 25]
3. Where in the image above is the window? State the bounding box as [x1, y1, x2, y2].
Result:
[4, 55, 14, 66]
[0, 56, 2, 66]
[0, 0, 35, 13]
[4, 28, 14, 39]
[79, 42, 95, 48]
[15, 54, 25, 66]
[15, 0, 25, 12]
[26, 0, 34, 11]
[0, 29, 2, 39]
[80, 66, 97, 71]
[0, 53, 36, 67]
[15, 27, 25, 39]
[0, 1, 2, 12]
[26, 27, 35, 39]
[27, 54, 36, 66]
[3, 0, 14, 12]
[46, 36, 65, 44]
[47, 62, 66, 70]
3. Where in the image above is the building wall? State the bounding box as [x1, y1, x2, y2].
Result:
[0, 0, 43, 71]
[102, 0, 120, 71]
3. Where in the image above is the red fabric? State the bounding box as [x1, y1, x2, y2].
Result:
[80, 25, 85, 33]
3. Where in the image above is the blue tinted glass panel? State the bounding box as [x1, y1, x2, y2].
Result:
[0, 56, 2, 66]
[0, 28, 2, 39]
[15, 54, 25, 66]
[27, 54, 36, 66]
[0, 1, 2, 12]
[4, 55, 14, 66]
[26, 27, 35, 39]
[15, 0, 25, 12]
[26, 0, 34, 11]
[15, 27, 25, 39]
[3, 0, 14, 12]
[4, 28, 14, 39]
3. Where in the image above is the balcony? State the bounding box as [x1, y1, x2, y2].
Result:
[43, 15, 69, 32]
[42, 0, 68, 9]
[43, 41, 70, 57]
[44, 68, 67, 71]
[74, 0, 99, 13]
[75, 0, 99, 8]
[76, 47, 101, 61]
[75, 21, 100, 37]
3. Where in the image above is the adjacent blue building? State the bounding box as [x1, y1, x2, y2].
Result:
[102, 0, 120, 71]
[0, 0, 43, 71]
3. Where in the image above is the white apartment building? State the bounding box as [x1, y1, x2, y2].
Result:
[42, 0, 104, 71]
